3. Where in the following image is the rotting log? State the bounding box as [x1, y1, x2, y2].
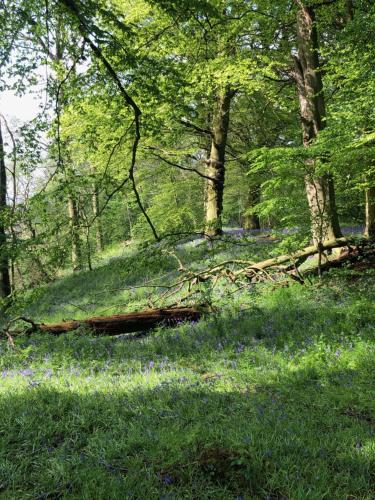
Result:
[35, 306, 203, 336]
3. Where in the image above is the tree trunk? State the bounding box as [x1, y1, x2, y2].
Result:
[0, 120, 11, 298]
[205, 87, 233, 237]
[294, 2, 342, 243]
[242, 185, 260, 230]
[92, 184, 104, 252]
[67, 195, 82, 271]
[346, 0, 354, 21]
[365, 186, 375, 239]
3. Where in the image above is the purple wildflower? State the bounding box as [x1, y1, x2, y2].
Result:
[162, 474, 174, 485]
[236, 343, 245, 354]
[149, 361, 155, 369]
[19, 369, 34, 377]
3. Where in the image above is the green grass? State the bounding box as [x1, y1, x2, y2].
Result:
[1, 237, 375, 498]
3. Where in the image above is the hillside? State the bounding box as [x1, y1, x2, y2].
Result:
[1, 234, 375, 499]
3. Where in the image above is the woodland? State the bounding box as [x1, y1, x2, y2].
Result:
[0, 0, 374, 498]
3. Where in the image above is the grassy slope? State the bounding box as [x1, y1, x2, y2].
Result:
[17, 235, 274, 323]
[1, 237, 375, 499]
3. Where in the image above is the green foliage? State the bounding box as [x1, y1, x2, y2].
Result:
[1, 0, 374, 284]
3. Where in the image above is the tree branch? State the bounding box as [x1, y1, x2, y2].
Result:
[180, 119, 213, 137]
[146, 147, 216, 181]
[59, 0, 159, 241]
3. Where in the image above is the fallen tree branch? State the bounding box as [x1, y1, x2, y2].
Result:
[245, 237, 349, 272]
[293, 243, 375, 279]
[0, 316, 38, 348]
[151, 237, 369, 302]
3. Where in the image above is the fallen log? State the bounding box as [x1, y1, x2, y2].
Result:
[34, 306, 203, 336]
[292, 243, 375, 278]
[246, 237, 350, 272]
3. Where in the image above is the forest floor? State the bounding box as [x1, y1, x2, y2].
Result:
[1, 232, 375, 499]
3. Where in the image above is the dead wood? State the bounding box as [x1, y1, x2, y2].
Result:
[34, 306, 203, 336]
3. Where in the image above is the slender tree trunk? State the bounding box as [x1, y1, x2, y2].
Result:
[25, 219, 51, 283]
[67, 195, 82, 271]
[365, 186, 375, 239]
[346, 0, 354, 21]
[1, 114, 17, 291]
[125, 199, 133, 238]
[0, 120, 11, 298]
[294, 2, 342, 243]
[205, 87, 233, 236]
[55, 27, 84, 271]
[92, 184, 104, 252]
[242, 185, 261, 230]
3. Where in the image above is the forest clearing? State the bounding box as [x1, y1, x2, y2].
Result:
[0, 0, 374, 498]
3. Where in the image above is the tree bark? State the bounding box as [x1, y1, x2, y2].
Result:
[242, 185, 261, 230]
[365, 186, 375, 239]
[0, 119, 11, 298]
[294, 2, 342, 243]
[67, 194, 82, 271]
[205, 87, 233, 237]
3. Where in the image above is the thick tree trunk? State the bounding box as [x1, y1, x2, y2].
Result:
[242, 185, 260, 230]
[365, 186, 375, 239]
[205, 88, 233, 237]
[294, 2, 342, 243]
[67, 195, 82, 271]
[0, 120, 11, 298]
[34, 306, 203, 336]
[92, 184, 104, 252]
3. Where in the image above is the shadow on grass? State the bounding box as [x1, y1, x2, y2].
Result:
[0, 360, 374, 499]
